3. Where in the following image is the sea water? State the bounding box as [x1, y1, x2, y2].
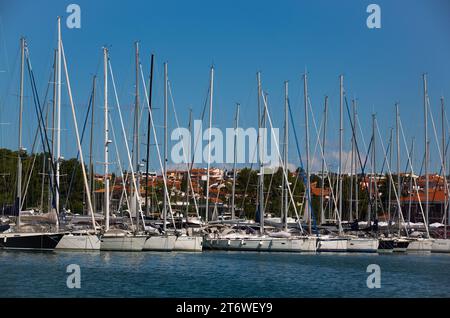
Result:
[0, 250, 449, 297]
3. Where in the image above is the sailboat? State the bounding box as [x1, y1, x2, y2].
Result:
[139, 55, 175, 251]
[171, 108, 203, 252]
[99, 46, 146, 251]
[430, 96, 450, 253]
[316, 76, 349, 252]
[126, 51, 202, 252]
[345, 98, 378, 253]
[369, 107, 411, 253]
[406, 75, 435, 252]
[55, 71, 100, 250]
[42, 17, 101, 251]
[312, 90, 348, 252]
[205, 73, 318, 252]
[140, 68, 176, 252]
[0, 36, 64, 250]
[171, 104, 203, 253]
[261, 76, 318, 252]
[317, 75, 378, 252]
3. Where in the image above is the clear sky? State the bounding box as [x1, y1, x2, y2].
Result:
[1, 0, 450, 174]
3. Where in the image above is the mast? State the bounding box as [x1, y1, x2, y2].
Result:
[231, 103, 239, 220]
[56, 17, 62, 216]
[205, 66, 214, 223]
[89, 75, 96, 215]
[304, 74, 312, 234]
[423, 74, 429, 230]
[17, 37, 25, 228]
[134, 41, 140, 230]
[352, 100, 359, 220]
[373, 114, 377, 220]
[441, 97, 447, 239]
[338, 75, 343, 234]
[349, 99, 355, 222]
[408, 138, 414, 225]
[320, 96, 328, 224]
[387, 128, 393, 227]
[40, 106, 49, 212]
[283, 82, 289, 231]
[396, 103, 401, 235]
[185, 108, 192, 215]
[49, 49, 57, 212]
[354, 101, 359, 220]
[368, 114, 374, 223]
[145, 54, 154, 216]
[163, 62, 168, 232]
[257, 72, 264, 235]
[60, 31, 94, 230]
[103, 47, 110, 231]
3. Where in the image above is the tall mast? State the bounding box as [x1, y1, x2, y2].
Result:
[368, 114, 374, 223]
[387, 128, 393, 227]
[349, 99, 355, 222]
[441, 97, 447, 239]
[283, 82, 289, 231]
[185, 108, 192, 215]
[40, 106, 49, 212]
[134, 41, 140, 230]
[145, 54, 154, 216]
[354, 101, 359, 220]
[205, 66, 214, 223]
[408, 138, 415, 225]
[396, 103, 401, 235]
[304, 74, 312, 234]
[103, 47, 110, 231]
[16, 37, 25, 228]
[49, 48, 57, 212]
[163, 62, 168, 232]
[423, 74, 429, 230]
[89, 75, 96, 215]
[320, 96, 328, 224]
[257, 72, 264, 235]
[338, 75, 343, 234]
[231, 103, 239, 220]
[373, 115, 377, 220]
[56, 17, 62, 216]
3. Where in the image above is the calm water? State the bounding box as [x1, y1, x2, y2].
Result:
[0, 250, 449, 297]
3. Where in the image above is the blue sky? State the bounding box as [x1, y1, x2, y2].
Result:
[1, 0, 450, 174]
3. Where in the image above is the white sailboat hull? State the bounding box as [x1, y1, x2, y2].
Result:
[347, 238, 378, 253]
[56, 233, 100, 250]
[407, 238, 433, 252]
[266, 237, 316, 252]
[204, 237, 268, 251]
[174, 236, 203, 252]
[431, 239, 450, 253]
[317, 237, 348, 252]
[298, 236, 318, 252]
[100, 235, 147, 251]
[203, 236, 317, 252]
[143, 235, 176, 251]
